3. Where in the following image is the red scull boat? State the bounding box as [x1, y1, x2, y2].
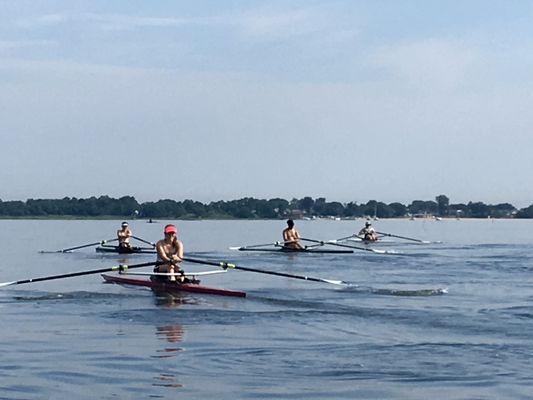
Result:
[101, 273, 246, 298]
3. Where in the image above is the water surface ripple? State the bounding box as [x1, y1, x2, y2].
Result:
[1, 219, 532, 399]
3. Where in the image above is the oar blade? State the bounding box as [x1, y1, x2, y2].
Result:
[370, 248, 387, 254]
[0, 281, 17, 288]
[321, 278, 348, 286]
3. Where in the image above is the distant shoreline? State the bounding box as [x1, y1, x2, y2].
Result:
[0, 216, 527, 221]
[1, 195, 531, 218]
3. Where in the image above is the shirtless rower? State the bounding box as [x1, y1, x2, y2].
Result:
[155, 224, 184, 282]
[358, 221, 378, 242]
[282, 219, 304, 250]
[117, 221, 133, 251]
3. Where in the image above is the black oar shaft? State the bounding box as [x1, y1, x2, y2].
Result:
[58, 238, 118, 253]
[376, 231, 423, 243]
[4, 261, 162, 287]
[301, 237, 351, 248]
[300, 237, 378, 253]
[183, 257, 345, 285]
[242, 242, 280, 249]
[335, 234, 357, 242]
[132, 236, 155, 247]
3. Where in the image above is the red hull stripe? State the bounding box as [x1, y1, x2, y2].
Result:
[101, 273, 246, 298]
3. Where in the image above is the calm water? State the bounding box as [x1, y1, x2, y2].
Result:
[1, 218, 533, 399]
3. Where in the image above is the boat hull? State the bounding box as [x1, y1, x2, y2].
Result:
[96, 245, 156, 254]
[101, 273, 246, 298]
[238, 248, 353, 254]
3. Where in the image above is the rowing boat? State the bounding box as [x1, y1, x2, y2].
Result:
[236, 247, 353, 254]
[101, 273, 246, 297]
[96, 244, 156, 254]
[344, 238, 395, 245]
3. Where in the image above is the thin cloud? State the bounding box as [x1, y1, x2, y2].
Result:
[368, 38, 478, 92]
[14, 13, 67, 29]
[10, 5, 357, 46]
[13, 12, 190, 31]
[235, 7, 328, 39]
[82, 13, 190, 31]
[0, 40, 55, 51]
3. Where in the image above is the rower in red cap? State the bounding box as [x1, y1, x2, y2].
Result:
[155, 224, 184, 282]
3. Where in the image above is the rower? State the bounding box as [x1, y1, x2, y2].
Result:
[155, 224, 185, 282]
[282, 219, 304, 250]
[117, 221, 133, 251]
[358, 221, 378, 242]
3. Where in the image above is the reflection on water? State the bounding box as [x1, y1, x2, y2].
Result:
[153, 373, 183, 388]
[153, 293, 186, 365]
[152, 325, 185, 388]
[154, 291, 188, 308]
[156, 325, 185, 344]
[153, 302, 185, 389]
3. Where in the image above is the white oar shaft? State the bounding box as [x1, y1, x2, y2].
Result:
[121, 270, 227, 277]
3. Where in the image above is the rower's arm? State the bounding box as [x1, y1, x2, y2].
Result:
[176, 239, 184, 262]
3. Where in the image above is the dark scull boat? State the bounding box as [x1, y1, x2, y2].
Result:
[101, 273, 246, 298]
[96, 244, 156, 254]
[235, 247, 353, 254]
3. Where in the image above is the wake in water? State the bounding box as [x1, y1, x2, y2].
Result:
[343, 284, 448, 296]
[4, 290, 150, 303]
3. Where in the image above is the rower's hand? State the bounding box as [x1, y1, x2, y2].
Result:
[169, 255, 180, 264]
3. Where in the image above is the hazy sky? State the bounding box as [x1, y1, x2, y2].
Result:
[1, 1, 532, 207]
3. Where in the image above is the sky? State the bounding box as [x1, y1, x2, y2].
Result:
[1, 0, 533, 207]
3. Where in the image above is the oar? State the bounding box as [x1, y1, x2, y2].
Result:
[336, 233, 386, 241]
[229, 242, 281, 250]
[182, 257, 349, 286]
[40, 238, 119, 253]
[333, 234, 360, 242]
[300, 238, 390, 255]
[132, 236, 156, 248]
[0, 261, 163, 288]
[375, 231, 430, 244]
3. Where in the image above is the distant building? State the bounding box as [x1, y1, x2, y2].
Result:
[287, 209, 304, 220]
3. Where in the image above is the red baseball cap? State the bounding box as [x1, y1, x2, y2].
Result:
[164, 224, 177, 234]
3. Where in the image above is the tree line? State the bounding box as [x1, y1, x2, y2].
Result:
[0, 194, 532, 219]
